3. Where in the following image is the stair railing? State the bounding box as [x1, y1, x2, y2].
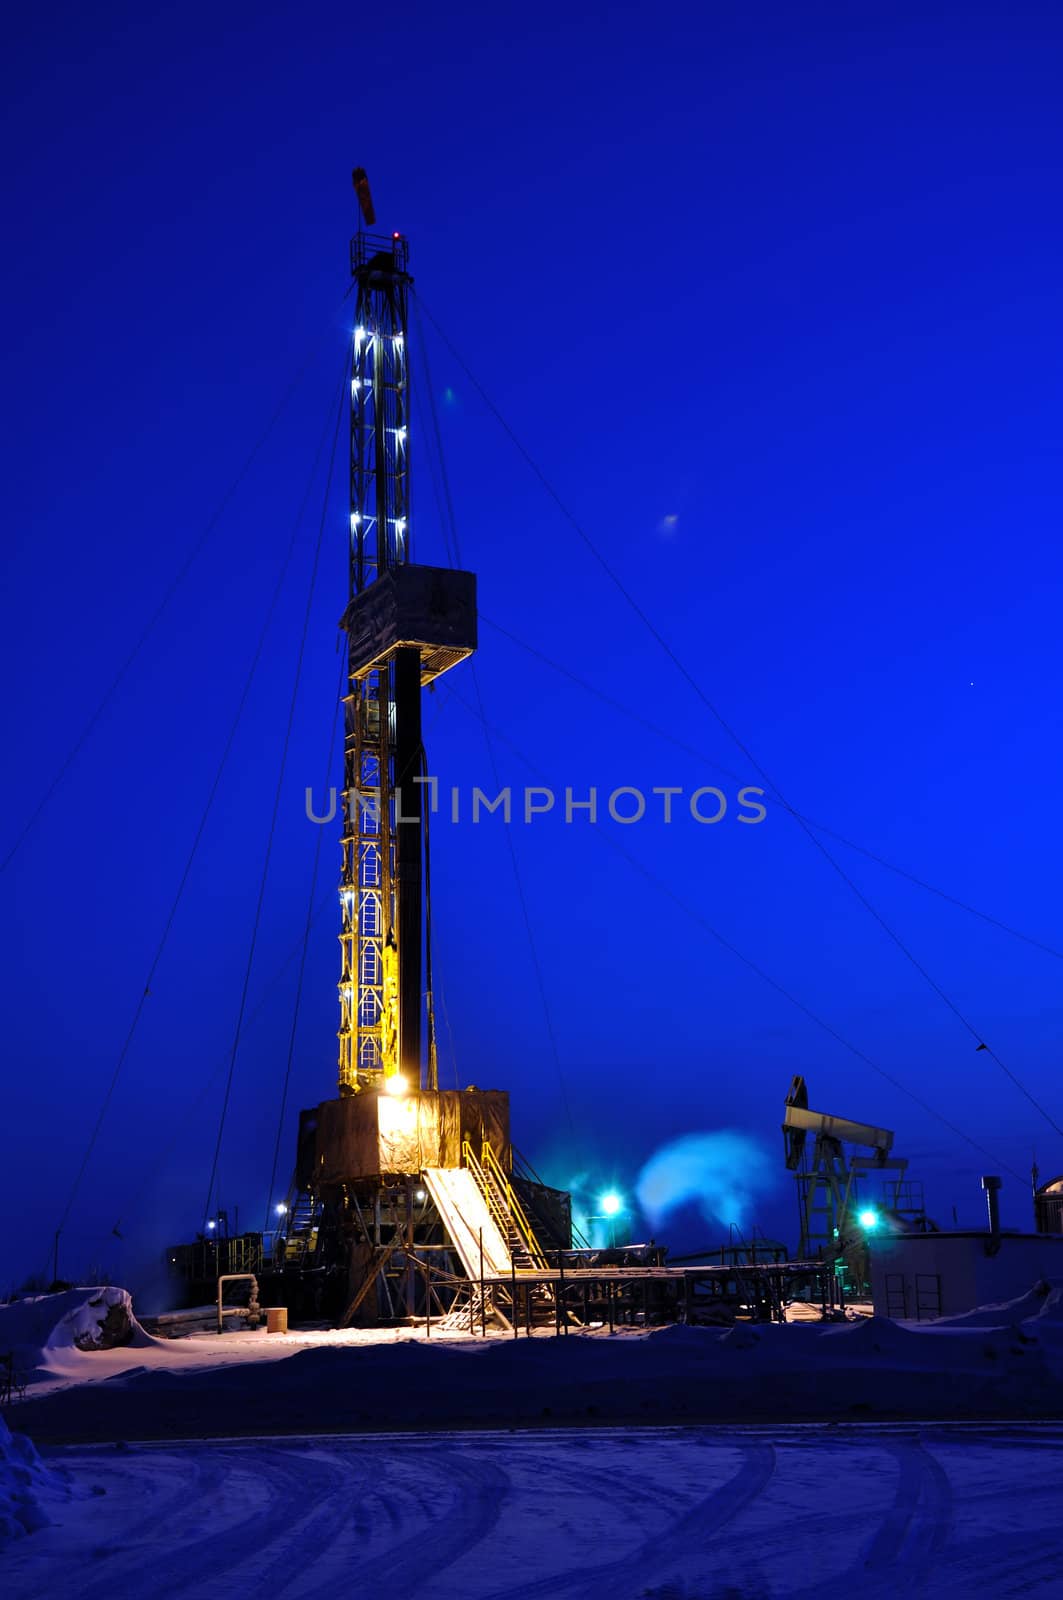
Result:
[460, 1141, 510, 1246]
[466, 1139, 549, 1271]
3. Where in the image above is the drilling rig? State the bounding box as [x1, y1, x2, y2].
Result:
[337, 180, 474, 1098]
[169, 172, 571, 1326]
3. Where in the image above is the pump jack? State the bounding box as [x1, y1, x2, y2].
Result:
[783, 1075, 924, 1274]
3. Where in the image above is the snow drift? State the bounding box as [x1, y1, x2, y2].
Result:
[0, 1286, 155, 1386]
[0, 1411, 67, 1546]
[7, 1278, 1063, 1444]
[4, 1279, 1063, 1448]
[930, 1277, 1063, 1330]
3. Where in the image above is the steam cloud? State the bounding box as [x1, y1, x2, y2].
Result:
[635, 1131, 774, 1232]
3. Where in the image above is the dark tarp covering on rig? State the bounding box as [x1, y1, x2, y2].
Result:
[313, 1088, 510, 1183]
[339, 564, 477, 684]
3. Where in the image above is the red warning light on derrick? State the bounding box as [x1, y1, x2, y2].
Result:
[352, 167, 376, 226]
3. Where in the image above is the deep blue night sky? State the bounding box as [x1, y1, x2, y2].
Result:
[3, 1, 1063, 1290]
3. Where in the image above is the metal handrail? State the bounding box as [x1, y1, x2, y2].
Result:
[512, 1144, 590, 1250]
[466, 1139, 549, 1271]
[482, 1144, 548, 1269]
[460, 1141, 508, 1240]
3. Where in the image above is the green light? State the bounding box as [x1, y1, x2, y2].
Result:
[600, 1192, 622, 1217]
[857, 1207, 880, 1231]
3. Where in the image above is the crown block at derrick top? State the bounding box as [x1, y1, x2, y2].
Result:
[340, 565, 477, 685]
[310, 1088, 511, 1184]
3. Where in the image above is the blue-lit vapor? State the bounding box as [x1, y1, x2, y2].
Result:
[635, 1131, 774, 1231]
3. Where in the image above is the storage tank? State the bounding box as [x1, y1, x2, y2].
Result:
[1034, 1175, 1063, 1234]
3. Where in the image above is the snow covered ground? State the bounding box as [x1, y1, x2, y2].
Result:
[3, 1284, 1063, 1595]
[8, 1283, 1063, 1444]
[0, 1413, 70, 1545]
[2, 1422, 1062, 1599]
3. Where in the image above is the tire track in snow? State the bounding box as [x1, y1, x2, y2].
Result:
[0, 1451, 227, 1600]
[343, 1449, 510, 1599]
[867, 1440, 952, 1578]
[932, 1517, 1063, 1597]
[484, 1443, 777, 1600]
[60, 1447, 232, 1554]
[231, 1447, 377, 1596]
[798, 1438, 952, 1600]
[61, 1445, 348, 1600]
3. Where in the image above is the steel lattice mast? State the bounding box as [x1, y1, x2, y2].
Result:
[339, 221, 412, 1094]
[338, 172, 476, 1097]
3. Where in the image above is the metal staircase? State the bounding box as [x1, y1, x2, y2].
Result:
[276, 1190, 319, 1265]
[423, 1146, 556, 1331]
[462, 1140, 548, 1272]
[436, 1284, 488, 1334]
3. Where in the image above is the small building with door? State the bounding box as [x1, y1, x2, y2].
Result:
[870, 1230, 1063, 1320]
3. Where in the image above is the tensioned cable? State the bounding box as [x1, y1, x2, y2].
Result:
[414, 295, 574, 1133]
[418, 712, 460, 1092]
[436, 947, 461, 1091]
[415, 700, 459, 1090]
[414, 384, 456, 570]
[2, 293, 357, 877]
[481, 612, 1063, 964]
[408, 322, 457, 1088]
[414, 333, 478, 1091]
[416, 300, 576, 1139]
[51, 359, 351, 1252]
[411, 304, 457, 572]
[415, 294, 1063, 1143]
[203, 363, 347, 1223]
[412, 296, 462, 569]
[440, 681, 1027, 1184]
[109, 886, 335, 1247]
[422, 744, 441, 1092]
[470, 664, 576, 1136]
[263, 654, 345, 1228]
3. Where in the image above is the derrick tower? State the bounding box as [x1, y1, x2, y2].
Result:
[338, 170, 476, 1096]
[167, 174, 571, 1328]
